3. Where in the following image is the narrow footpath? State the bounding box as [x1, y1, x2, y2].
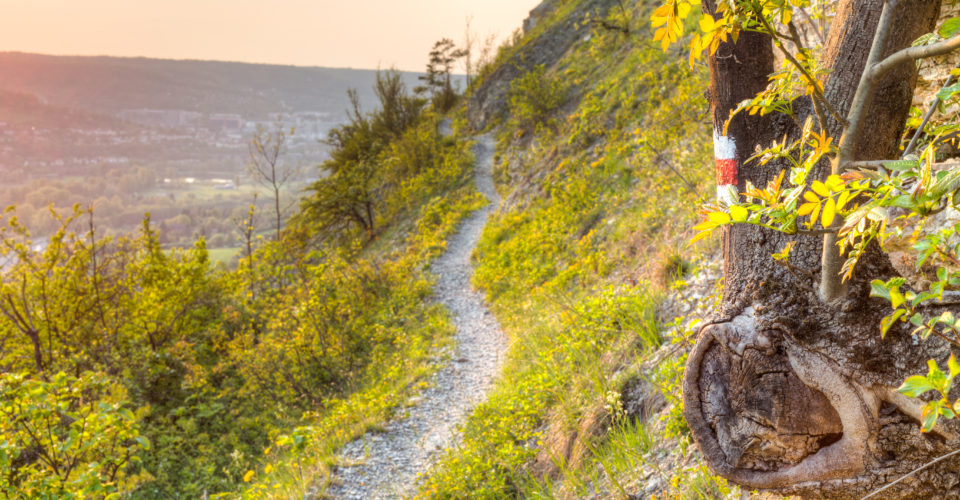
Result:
[321, 133, 507, 499]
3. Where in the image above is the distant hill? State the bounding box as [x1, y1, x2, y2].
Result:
[0, 52, 425, 121]
[0, 89, 124, 129]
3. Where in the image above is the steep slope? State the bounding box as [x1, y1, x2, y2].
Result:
[321, 134, 506, 499]
[418, 0, 741, 498]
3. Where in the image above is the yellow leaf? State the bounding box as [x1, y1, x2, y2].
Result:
[809, 203, 821, 229]
[837, 190, 851, 211]
[693, 220, 718, 232]
[822, 197, 837, 227]
[826, 174, 844, 192]
[708, 211, 731, 224]
[689, 35, 701, 66]
[798, 202, 816, 216]
[803, 191, 820, 203]
[700, 14, 715, 33]
[781, 8, 792, 25]
[812, 180, 830, 197]
[688, 230, 713, 246]
[264, 464, 274, 474]
[730, 205, 749, 222]
[243, 470, 255, 483]
[671, 18, 684, 37]
[677, 1, 692, 19]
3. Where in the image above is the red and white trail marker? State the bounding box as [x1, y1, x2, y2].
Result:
[713, 130, 738, 205]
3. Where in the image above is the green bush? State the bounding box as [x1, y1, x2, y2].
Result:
[508, 64, 566, 131]
[0, 372, 147, 498]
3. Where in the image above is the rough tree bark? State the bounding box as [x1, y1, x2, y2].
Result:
[682, 1, 960, 498]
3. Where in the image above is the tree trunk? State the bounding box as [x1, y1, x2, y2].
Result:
[683, 1, 960, 497]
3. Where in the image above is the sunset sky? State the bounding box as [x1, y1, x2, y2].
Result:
[0, 0, 542, 71]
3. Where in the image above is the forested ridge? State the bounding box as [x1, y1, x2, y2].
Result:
[7, 0, 960, 498]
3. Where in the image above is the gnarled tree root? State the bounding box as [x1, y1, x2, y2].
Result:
[683, 308, 959, 492]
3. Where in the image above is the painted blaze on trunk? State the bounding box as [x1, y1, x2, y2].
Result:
[682, 1, 960, 498]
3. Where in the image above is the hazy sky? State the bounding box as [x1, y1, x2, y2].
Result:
[0, 0, 542, 71]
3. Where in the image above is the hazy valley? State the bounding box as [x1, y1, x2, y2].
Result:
[0, 52, 422, 255]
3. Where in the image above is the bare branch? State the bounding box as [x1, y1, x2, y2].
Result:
[862, 448, 960, 499]
[821, 0, 898, 302]
[904, 62, 960, 157]
[842, 160, 960, 171]
[871, 35, 960, 84]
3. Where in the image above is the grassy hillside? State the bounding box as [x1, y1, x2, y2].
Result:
[418, 0, 737, 497]
[0, 1, 778, 498]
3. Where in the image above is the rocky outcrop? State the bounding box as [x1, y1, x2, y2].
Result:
[467, 0, 619, 130]
[523, 1, 558, 34]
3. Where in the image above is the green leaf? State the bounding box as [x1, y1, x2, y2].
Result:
[879, 159, 919, 171]
[941, 83, 960, 102]
[899, 375, 936, 398]
[918, 31, 941, 47]
[940, 17, 960, 38]
[870, 280, 891, 300]
[928, 359, 949, 393]
[922, 401, 941, 433]
[890, 287, 906, 309]
[950, 354, 960, 378]
[910, 312, 924, 326]
[881, 309, 906, 338]
[941, 311, 956, 327]
[730, 205, 749, 222]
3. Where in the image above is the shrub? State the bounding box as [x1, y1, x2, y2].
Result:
[508, 64, 566, 131]
[0, 372, 147, 498]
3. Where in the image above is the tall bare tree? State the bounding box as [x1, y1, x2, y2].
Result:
[248, 122, 299, 240]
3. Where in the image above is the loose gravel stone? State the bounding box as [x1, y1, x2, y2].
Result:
[318, 134, 506, 499]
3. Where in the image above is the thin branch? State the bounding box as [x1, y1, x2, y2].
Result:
[640, 143, 700, 196]
[871, 35, 960, 84]
[773, 258, 817, 281]
[796, 7, 826, 46]
[821, 0, 898, 302]
[748, 1, 845, 126]
[842, 160, 960, 171]
[904, 62, 960, 157]
[861, 447, 960, 499]
[795, 227, 837, 235]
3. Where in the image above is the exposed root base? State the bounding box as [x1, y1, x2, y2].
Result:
[683, 307, 960, 495]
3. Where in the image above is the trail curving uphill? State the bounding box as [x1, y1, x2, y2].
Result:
[322, 134, 506, 499]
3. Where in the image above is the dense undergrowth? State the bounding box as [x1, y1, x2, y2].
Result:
[0, 70, 483, 498]
[2, 0, 783, 498]
[419, 0, 734, 498]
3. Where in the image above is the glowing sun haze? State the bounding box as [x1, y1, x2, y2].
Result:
[0, 0, 542, 71]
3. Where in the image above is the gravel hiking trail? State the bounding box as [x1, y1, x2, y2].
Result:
[320, 133, 506, 499]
